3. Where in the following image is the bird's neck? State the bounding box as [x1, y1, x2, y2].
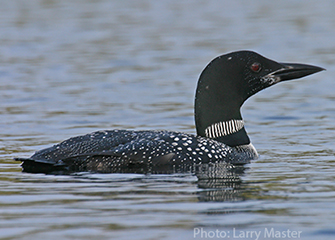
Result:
[195, 109, 250, 147]
[194, 82, 250, 147]
[202, 119, 250, 147]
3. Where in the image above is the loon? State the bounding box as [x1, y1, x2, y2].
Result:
[15, 51, 323, 174]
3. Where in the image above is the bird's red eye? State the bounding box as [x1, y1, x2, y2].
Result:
[251, 62, 261, 72]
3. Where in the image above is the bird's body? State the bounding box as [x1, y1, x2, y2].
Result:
[15, 51, 323, 174]
[18, 130, 257, 173]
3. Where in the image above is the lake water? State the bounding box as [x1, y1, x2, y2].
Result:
[1, 1, 335, 239]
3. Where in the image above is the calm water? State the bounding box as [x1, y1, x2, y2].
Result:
[1, 1, 335, 239]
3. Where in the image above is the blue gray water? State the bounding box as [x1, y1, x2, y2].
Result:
[1, 1, 335, 239]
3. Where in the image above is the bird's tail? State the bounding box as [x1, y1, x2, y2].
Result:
[14, 157, 68, 174]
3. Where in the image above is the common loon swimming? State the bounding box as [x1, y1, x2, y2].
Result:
[15, 51, 323, 174]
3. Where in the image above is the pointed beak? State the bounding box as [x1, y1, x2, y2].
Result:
[270, 63, 325, 82]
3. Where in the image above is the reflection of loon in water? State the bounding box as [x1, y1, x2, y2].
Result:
[15, 51, 324, 174]
[196, 163, 246, 202]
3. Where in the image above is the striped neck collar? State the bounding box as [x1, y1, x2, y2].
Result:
[204, 119, 244, 139]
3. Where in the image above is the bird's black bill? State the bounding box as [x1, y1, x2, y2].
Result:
[274, 63, 325, 82]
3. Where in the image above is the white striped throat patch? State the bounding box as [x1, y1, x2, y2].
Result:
[204, 120, 244, 138]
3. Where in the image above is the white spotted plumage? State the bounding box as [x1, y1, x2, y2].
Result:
[28, 129, 257, 173]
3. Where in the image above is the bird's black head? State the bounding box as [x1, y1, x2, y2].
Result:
[195, 50, 324, 147]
